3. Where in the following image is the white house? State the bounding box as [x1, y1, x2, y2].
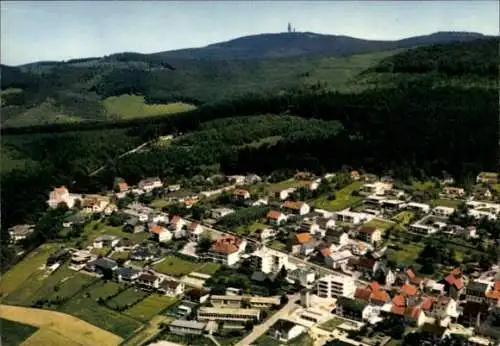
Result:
[283, 201, 310, 216]
[334, 209, 374, 225]
[252, 198, 269, 207]
[269, 320, 306, 343]
[150, 224, 173, 243]
[316, 274, 356, 299]
[187, 222, 204, 242]
[93, 235, 120, 248]
[468, 209, 497, 221]
[432, 206, 455, 217]
[210, 207, 235, 219]
[325, 249, 353, 270]
[275, 187, 297, 201]
[138, 177, 163, 192]
[360, 182, 392, 196]
[232, 189, 251, 200]
[47, 186, 81, 209]
[169, 215, 187, 238]
[206, 235, 247, 267]
[8, 225, 35, 243]
[405, 202, 431, 214]
[82, 195, 110, 213]
[227, 175, 246, 185]
[151, 213, 169, 224]
[260, 228, 277, 242]
[158, 279, 185, 297]
[137, 272, 162, 290]
[266, 210, 287, 226]
[357, 226, 382, 244]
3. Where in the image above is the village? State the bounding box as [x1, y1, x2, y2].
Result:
[6, 170, 500, 346]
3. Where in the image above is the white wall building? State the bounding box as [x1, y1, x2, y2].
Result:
[316, 274, 355, 299]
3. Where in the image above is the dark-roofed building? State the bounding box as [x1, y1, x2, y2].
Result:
[459, 301, 490, 328]
[130, 246, 157, 262]
[158, 279, 185, 297]
[268, 319, 306, 342]
[114, 267, 141, 282]
[86, 257, 118, 276]
[419, 323, 447, 344]
[466, 281, 491, 303]
[137, 272, 161, 290]
[169, 319, 206, 335]
[335, 297, 368, 322]
[184, 288, 210, 304]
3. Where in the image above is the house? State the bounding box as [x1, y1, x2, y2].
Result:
[476, 172, 498, 184]
[117, 181, 129, 193]
[227, 175, 246, 185]
[405, 202, 431, 214]
[150, 224, 172, 243]
[359, 182, 392, 196]
[137, 272, 162, 290]
[168, 215, 187, 238]
[300, 220, 320, 234]
[114, 267, 141, 282]
[130, 246, 156, 262]
[206, 235, 246, 267]
[151, 213, 169, 224]
[418, 323, 447, 344]
[253, 247, 289, 274]
[466, 280, 492, 303]
[290, 233, 312, 255]
[325, 249, 353, 270]
[433, 206, 455, 217]
[93, 235, 120, 249]
[187, 222, 204, 242]
[355, 282, 391, 306]
[252, 198, 269, 207]
[8, 225, 35, 243]
[86, 257, 118, 276]
[357, 226, 382, 244]
[283, 201, 310, 216]
[300, 240, 316, 256]
[424, 295, 458, 323]
[350, 170, 361, 181]
[485, 281, 500, 306]
[210, 295, 281, 309]
[317, 274, 356, 299]
[389, 306, 426, 327]
[316, 217, 336, 230]
[442, 187, 466, 198]
[63, 213, 88, 228]
[298, 180, 320, 191]
[245, 174, 262, 185]
[82, 195, 110, 213]
[210, 207, 235, 219]
[167, 184, 181, 192]
[184, 288, 211, 304]
[443, 268, 464, 299]
[274, 187, 297, 201]
[69, 250, 96, 271]
[400, 283, 420, 306]
[169, 319, 206, 335]
[138, 177, 163, 192]
[232, 189, 251, 200]
[197, 307, 260, 323]
[348, 257, 377, 278]
[268, 319, 306, 343]
[158, 279, 185, 297]
[266, 210, 287, 226]
[335, 297, 368, 321]
[325, 228, 349, 249]
[259, 228, 277, 242]
[125, 217, 145, 233]
[47, 186, 80, 209]
[334, 209, 373, 225]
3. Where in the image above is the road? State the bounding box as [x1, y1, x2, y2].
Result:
[234, 293, 300, 346]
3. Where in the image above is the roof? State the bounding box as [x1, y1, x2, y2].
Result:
[118, 182, 129, 192]
[151, 225, 167, 235]
[210, 235, 242, 254]
[170, 215, 182, 225]
[371, 289, 390, 302]
[467, 281, 490, 292]
[392, 295, 405, 307]
[283, 200, 306, 210]
[270, 319, 297, 334]
[391, 306, 405, 315]
[369, 281, 381, 292]
[54, 186, 68, 194]
[232, 189, 249, 196]
[445, 273, 464, 289]
[170, 319, 206, 330]
[404, 307, 421, 319]
[138, 273, 158, 282]
[359, 226, 377, 235]
[295, 233, 312, 244]
[354, 287, 372, 301]
[267, 210, 283, 220]
[420, 297, 435, 311]
[160, 279, 181, 289]
[188, 222, 200, 231]
[94, 257, 118, 270]
[95, 234, 118, 242]
[400, 283, 418, 296]
[421, 323, 446, 336]
[320, 247, 331, 257]
[116, 267, 140, 278]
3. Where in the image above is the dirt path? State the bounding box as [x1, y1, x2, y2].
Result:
[0, 304, 123, 346]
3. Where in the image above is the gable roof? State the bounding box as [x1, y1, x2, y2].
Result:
[232, 189, 250, 196]
[392, 295, 406, 307]
[270, 319, 297, 334]
[370, 289, 390, 303]
[400, 283, 418, 296]
[151, 225, 167, 234]
[211, 235, 242, 254]
[283, 200, 306, 210]
[295, 233, 312, 244]
[359, 226, 377, 235]
[320, 247, 332, 257]
[420, 297, 435, 311]
[267, 210, 283, 220]
[444, 273, 464, 290]
[369, 281, 381, 292]
[354, 287, 372, 301]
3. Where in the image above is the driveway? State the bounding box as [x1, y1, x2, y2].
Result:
[234, 293, 300, 346]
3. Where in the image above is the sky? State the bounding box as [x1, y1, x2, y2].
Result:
[1, 1, 498, 65]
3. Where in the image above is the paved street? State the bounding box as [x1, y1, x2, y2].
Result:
[234, 293, 300, 346]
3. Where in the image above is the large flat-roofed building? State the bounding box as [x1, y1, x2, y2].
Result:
[197, 307, 260, 323]
[169, 319, 206, 335]
[317, 274, 355, 299]
[209, 295, 281, 309]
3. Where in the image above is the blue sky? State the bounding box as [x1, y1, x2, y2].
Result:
[1, 1, 498, 65]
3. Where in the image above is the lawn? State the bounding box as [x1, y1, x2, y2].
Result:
[110, 251, 130, 261]
[386, 242, 423, 267]
[318, 317, 347, 331]
[0, 304, 123, 345]
[312, 181, 364, 211]
[431, 198, 462, 208]
[392, 211, 415, 225]
[153, 256, 205, 277]
[0, 318, 38, 346]
[411, 180, 434, 191]
[82, 221, 150, 247]
[150, 198, 170, 209]
[107, 287, 148, 310]
[124, 294, 177, 322]
[197, 262, 222, 275]
[235, 222, 267, 235]
[254, 333, 313, 346]
[362, 218, 395, 231]
[103, 94, 196, 119]
[268, 240, 287, 251]
[122, 315, 173, 346]
[58, 282, 142, 339]
[254, 335, 281, 346]
[91, 247, 111, 256]
[0, 244, 56, 296]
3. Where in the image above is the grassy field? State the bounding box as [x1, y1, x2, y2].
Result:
[386, 242, 423, 267]
[103, 95, 196, 119]
[362, 218, 395, 231]
[411, 180, 435, 191]
[0, 304, 123, 345]
[268, 240, 287, 251]
[254, 333, 314, 346]
[58, 282, 142, 339]
[312, 181, 364, 211]
[431, 198, 462, 208]
[82, 220, 150, 247]
[392, 211, 415, 225]
[124, 294, 177, 322]
[0, 244, 56, 297]
[107, 287, 148, 309]
[153, 256, 220, 277]
[150, 198, 170, 209]
[110, 251, 130, 261]
[318, 317, 347, 331]
[235, 222, 267, 235]
[0, 318, 38, 346]
[21, 328, 76, 346]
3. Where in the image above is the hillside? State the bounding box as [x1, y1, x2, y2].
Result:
[0, 33, 497, 129]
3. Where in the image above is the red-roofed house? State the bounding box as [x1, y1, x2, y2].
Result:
[351, 170, 361, 181]
[283, 201, 310, 216]
[150, 224, 172, 243]
[169, 215, 187, 238]
[485, 281, 500, 306]
[357, 227, 382, 244]
[427, 295, 458, 322]
[47, 186, 80, 209]
[392, 295, 406, 308]
[355, 287, 372, 301]
[444, 268, 464, 299]
[266, 210, 287, 226]
[232, 189, 251, 200]
[206, 235, 246, 267]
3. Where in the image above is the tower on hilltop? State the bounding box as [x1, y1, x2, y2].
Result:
[287, 22, 292, 33]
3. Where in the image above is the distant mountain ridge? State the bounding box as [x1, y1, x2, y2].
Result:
[15, 30, 491, 68]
